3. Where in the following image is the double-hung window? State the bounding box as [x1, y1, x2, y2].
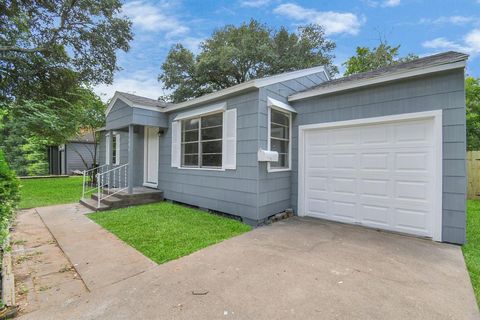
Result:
[269, 108, 291, 170]
[181, 113, 223, 168]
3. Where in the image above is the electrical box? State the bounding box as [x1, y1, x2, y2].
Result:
[258, 149, 279, 162]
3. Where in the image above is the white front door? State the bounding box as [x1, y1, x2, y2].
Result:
[299, 112, 442, 240]
[144, 126, 159, 187]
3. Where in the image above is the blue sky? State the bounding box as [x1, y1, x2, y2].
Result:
[94, 0, 480, 100]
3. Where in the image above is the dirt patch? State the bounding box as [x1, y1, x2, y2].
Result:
[11, 209, 88, 316]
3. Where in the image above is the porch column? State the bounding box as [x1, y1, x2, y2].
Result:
[107, 130, 113, 166]
[128, 124, 134, 194]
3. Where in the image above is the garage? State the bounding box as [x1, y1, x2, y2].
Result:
[298, 111, 443, 240]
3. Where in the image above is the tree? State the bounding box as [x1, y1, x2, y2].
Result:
[343, 41, 418, 76]
[0, 0, 132, 101]
[159, 20, 337, 103]
[466, 77, 480, 151]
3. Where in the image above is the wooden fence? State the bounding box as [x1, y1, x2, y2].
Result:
[467, 151, 480, 200]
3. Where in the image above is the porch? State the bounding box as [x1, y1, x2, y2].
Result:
[80, 92, 168, 211]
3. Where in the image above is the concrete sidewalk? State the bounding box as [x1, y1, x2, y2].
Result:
[22, 217, 479, 320]
[35, 204, 157, 291]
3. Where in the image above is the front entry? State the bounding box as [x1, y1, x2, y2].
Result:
[143, 126, 159, 188]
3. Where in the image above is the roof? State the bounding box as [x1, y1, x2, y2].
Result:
[289, 51, 468, 101]
[105, 91, 168, 115]
[117, 91, 167, 108]
[164, 65, 328, 112]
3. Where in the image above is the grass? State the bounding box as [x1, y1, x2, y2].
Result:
[19, 177, 84, 209]
[88, 202, 251, 264]
[464, 200, 480, 306]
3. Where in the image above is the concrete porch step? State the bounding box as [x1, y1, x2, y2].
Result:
[91, 194, 124, 209]
[79, 198, 110, 212]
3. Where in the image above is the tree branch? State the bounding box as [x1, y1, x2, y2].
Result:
[0, 46, 50, 53]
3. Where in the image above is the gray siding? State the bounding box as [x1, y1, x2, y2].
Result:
[106, 99, 168, 130]
[158, 90, 261, 223]
[290, 69, 466, 244]
[256, 72, 329, 220]
[65, 142, 96, 173]
[97, 128, 144, 187]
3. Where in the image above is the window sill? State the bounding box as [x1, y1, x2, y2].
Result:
[177, 166, 226, 172]
[267, 167, 291, 173]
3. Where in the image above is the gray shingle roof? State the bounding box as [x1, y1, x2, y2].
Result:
[117, 91, 168, 108]
[308, 51, 468, 92]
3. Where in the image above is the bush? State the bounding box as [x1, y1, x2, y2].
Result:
[0, 149, 19, 247]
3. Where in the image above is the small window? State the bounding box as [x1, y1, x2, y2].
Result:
[112, 134, 120, 165]
[269, 108, 291, 170]
[181, 113, 223, 168]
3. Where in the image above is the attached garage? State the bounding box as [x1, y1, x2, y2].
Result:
[289, 51, 468, 244]
[298, 111, 443, 240]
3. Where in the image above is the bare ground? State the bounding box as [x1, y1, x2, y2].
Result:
[10, 209, 88, 316]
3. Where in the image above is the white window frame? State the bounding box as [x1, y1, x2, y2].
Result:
[179, 111, 225, 171]
[268, 106, 292, 172]
[112, 133, 121, 166]
[105, 133, 111, 165]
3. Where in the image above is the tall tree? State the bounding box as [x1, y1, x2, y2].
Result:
[343, 41, 418, 76]
[159, 20, 337, 103]
[0, 0, 133, 101]
[466, 77, 480, 151]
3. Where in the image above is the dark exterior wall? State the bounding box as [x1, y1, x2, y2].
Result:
[257, 72, 329, 221]
[158, 90, 261, 223]
[65, 142, 96, 173]
[290, 69, 466, 244]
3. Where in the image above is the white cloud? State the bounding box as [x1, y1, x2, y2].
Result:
[273, 3, 364, 36]
[420, 15, 476, 26]
[239, 0, 271, 7]
[366, 0, 400, 7]
[122, 1, 189, 37]
[422, 29, 480, 56]
[94, 70, 166, 102]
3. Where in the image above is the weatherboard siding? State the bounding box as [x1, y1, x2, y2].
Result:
[256, 72, 329, 221]
[290, 69, 467, 244]
[65, 142, 96, 173]
[157, 90, 261, 222]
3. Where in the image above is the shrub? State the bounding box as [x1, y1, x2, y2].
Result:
[0, 149, 20, 247]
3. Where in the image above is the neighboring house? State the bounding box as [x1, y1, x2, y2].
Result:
[97, 51, 468, 244]
[48, 132, 98, 175]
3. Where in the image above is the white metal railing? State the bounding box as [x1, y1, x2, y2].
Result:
[96, 163, 129, 208]
[82, 164, 109, 200]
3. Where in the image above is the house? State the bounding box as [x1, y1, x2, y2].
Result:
[48, 132, 98, 175]
[91, 51, 468, 244]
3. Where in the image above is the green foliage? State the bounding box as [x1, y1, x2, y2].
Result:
[463, 200, 480, 306]
[89, 202, 251, 264]
[159, 20, 337, 103]
[0, 150, 20, 247]
[466, 77, 480, 151]
[21, 137, 49, 176]
[0, 0, 133, 101]
[343, 42, 418, 76]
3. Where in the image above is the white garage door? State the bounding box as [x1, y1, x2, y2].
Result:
[299, 114, 441, 239]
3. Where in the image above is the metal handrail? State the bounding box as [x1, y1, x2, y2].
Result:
[96, 163, 129, 208]
[82, 164, 109, 199]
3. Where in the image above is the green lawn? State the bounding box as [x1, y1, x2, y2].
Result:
[88, 202, 251, 264]
[19, 177, 84, 209]
[464, 200, 480, 305]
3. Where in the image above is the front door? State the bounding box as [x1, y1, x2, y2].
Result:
[144, 126, 159, 187]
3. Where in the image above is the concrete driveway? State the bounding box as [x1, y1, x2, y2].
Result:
[24, 216, 478, 319]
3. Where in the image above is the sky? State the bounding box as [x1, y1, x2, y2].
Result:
[94, 0, 480, 101]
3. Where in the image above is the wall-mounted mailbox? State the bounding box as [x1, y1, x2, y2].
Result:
[258, 149, 279, 162]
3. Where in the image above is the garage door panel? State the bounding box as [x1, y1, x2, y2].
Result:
[332, 153, 356, 169]
[331, 201, 356, 222]
[302, 116, 436, 238]
[359, 204, 390, 227]
[360, 152, 389, 171]
[395, 152, 432, 172]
